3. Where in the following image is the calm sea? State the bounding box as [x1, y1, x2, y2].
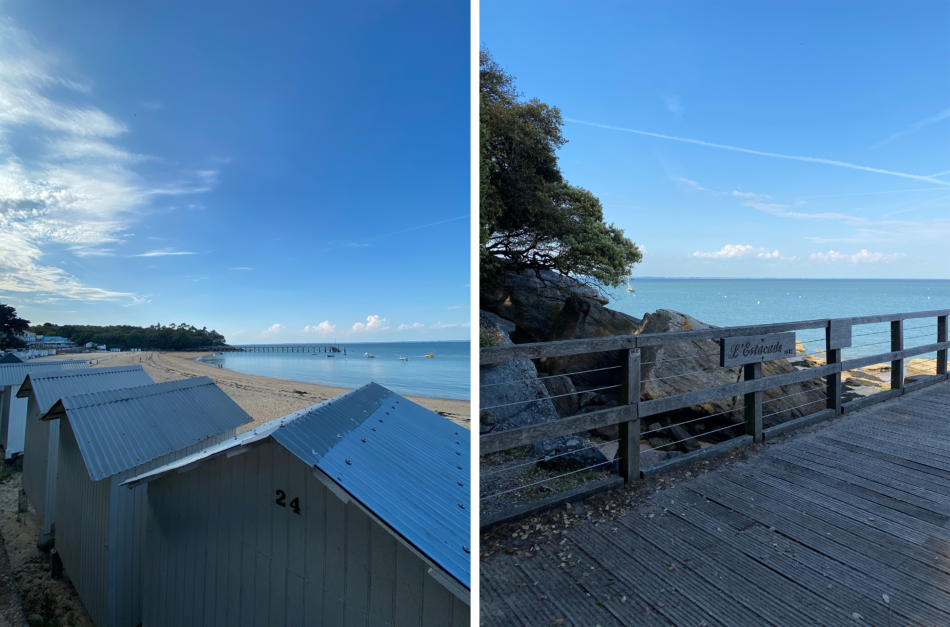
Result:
[606, 278, 950, 360]
[197, 341, 470, 400]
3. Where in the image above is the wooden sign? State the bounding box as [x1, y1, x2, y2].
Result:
[827, 320, 852, 349]
[720, 332, 797, 367]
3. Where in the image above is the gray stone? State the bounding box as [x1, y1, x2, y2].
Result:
[541, 375, 579, 417]
[541, 295, 643, 389]
[638, 309, 826, 433]
[479, 310, 516, 335]
[479, 313, 559, 432]
[481, 270, 612, 343]
[534, 435, 610, 472]
[639, 449, 670, 467]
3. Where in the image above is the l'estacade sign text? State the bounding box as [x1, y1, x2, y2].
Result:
[719, 332, 797, 367]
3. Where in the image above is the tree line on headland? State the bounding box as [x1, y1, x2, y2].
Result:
[30, 321, 228, 351]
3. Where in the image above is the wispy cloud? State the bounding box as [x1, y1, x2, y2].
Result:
[664, 95, 684, 117]
[230, 267, 252, 270]
[122, 295, 152, 307]
[262, 323, 283, 336]
[300, 321, 336, 334]
[675, 177, 705, 190]
[875, 106, 950, 147]
[446, 305, 470, 310]
[430, 322, 472, 329]
[0, 20, 219, 306]
[352, 315, 387, 332]
[133, 250, 196, 257]
[397, 322, 425, 331]
[809, 250, 907, 263]
[692, 244, 796, 261]
[566, 118, 950, 187]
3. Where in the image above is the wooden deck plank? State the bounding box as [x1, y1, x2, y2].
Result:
[480, 380, 950, 626]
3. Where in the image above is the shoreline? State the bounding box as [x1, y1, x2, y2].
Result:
[31, 351, 470, 431]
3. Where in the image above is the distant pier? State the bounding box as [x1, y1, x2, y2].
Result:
[236, 345, 344, 354]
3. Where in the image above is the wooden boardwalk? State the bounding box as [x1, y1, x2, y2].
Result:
[481, 381, 950, 627]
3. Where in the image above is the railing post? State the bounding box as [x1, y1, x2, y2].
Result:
[743, 362, 762, 442]
[891, 319, 904, 393]
[618, 348, 640, 483]
[938, 315, 948, 377]
[825, 323, 842, 415]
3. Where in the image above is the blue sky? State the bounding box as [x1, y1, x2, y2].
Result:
[0, 1, 471, 343]
[482, 0, 950, 279]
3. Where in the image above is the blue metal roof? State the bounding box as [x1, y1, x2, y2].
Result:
[124, 383, 472, 590]
[18, 366, 154, 414]
[44, 376, 253, 482]
[0, 360, 89, 387]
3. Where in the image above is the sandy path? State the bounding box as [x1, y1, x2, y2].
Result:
[34, 351, 470, 431]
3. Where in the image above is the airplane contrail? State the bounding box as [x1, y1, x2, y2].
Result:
[566, 118, 950, 187]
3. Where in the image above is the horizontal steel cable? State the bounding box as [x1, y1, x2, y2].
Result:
[481, 439, 620, 477]
[480, 461, 612, 501]
[762, 397, 826, 419]
[479, 365, 621, 388]
[480, 384, 621, 412]
[642, 423, 737, 453]
[640, 406, 744, 436]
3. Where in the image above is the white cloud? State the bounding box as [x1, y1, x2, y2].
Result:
[231, 329, 245, 336]
[397, 322, 425, 331]
[675, 177, 705, 190]
[122, 295, 151, 307]
[809, 250, 907, 263]
[0, 20, 219, 306]
[446, 305, 470, 310]
[692, 244, 755, 259]
[301, 321, 336, 334]
[692, 245, 796, 261]
[876, 106, 950, 147]
[133, 250, 196, 257]
[665, 95, 684, 116]
[430, 322, 472, 329]
[566, 118, 950, 187]
[352, 315, 386, 332]
[262, 323, 283, 336]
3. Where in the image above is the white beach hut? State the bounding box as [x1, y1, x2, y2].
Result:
[0, 360, 88, 461]
[124, 382, 471, 627]
[46, 376, 253, 627]
[19, 365, 154, 547]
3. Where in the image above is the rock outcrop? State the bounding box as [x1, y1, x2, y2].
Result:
[479, 311, 609, 470]
[481, 270, 610, 343]
[638, 309, 827, 437]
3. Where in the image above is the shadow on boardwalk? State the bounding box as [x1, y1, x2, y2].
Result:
[481, 381, 950, 627]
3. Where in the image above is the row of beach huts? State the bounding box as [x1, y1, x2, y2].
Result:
[0, 360, 470, 627]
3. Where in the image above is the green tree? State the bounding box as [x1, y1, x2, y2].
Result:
[0, 303, 30, 349]
[480, 48, 642, 288]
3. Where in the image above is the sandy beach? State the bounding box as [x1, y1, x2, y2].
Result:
[33, 351, 470, 431]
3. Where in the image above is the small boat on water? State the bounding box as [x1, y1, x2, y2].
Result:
[326, 354, 335, 358]
[366, 354, 376, 358]
[424, 354, 435, 358]
[626, 276, 635, 293]
[399, 355, 408, 361]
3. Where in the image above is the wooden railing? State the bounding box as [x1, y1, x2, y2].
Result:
[480, 310, 950, 505]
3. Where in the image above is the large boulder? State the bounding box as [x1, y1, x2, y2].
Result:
[540, 294, 642, 389]
[638, 309, 826, 433]
[479, 311, 608, 469]
[481, 270, 610, 343]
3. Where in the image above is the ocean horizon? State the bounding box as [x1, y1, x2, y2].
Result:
[606, 277, 950, 361]
[198, 340, 471, 401]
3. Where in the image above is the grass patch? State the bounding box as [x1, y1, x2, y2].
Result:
[480, 325, 503, 348]
[0, 457, 23, 484]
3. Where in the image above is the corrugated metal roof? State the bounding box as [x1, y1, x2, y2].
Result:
[18, 366, 154, 414]
[123, 383, 471, 589]
[0, 360, 89, 387]
[48, 377, 253, 482]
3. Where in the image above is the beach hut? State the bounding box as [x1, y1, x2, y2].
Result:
[19, 365, 154, 548]
[0, 353, 23, 364]
[0, 360, 89, 461]
[46, 376, 253, 627]
[124, 382, 471, 627]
